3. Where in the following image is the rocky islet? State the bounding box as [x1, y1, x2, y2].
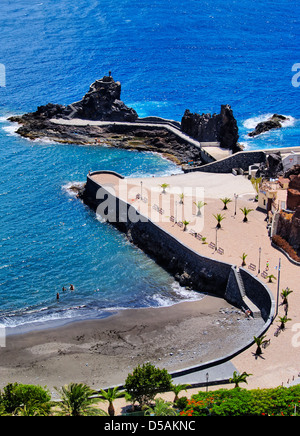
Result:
[9, 75, 242, 167]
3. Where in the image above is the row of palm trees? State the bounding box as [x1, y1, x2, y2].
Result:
[214, 204, 253, 228]
[53, 382, 190, 416]
[254, 287, 293, 356]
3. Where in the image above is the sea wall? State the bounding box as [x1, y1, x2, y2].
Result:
[184, 150, 266, 173]
[82, 171, 274, 324]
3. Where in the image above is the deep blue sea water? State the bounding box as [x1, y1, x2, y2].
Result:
[0, 0, 299, 332]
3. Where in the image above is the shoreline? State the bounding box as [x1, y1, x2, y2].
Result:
[0, 295, 263, 396]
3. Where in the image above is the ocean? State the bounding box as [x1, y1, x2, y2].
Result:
[0, 0, 299, 332]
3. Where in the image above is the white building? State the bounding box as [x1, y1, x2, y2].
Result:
[282, 152, 300, 172]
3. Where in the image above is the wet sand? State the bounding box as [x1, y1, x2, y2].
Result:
[0, 296, 261, 397]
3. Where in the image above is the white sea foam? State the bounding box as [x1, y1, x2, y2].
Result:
[151, 282, 204, 307]
[2, 123, 19, 137]
[62, 182, 85, 197]
[243, 113, 296, 131]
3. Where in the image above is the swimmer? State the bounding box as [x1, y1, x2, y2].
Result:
[70, 284, 74, 291]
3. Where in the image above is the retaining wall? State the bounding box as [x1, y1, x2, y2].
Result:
[184, 150, 266, 173]
[82, 171, 276, 380]
[83, 171, 274, 322]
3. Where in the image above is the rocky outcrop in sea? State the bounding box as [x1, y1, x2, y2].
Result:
[8, 75, 241, 165]
[248, 114, 290, 137]
[181, 104, 240, 152]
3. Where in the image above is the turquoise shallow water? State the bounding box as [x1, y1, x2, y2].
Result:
[0, 0, 299, 331]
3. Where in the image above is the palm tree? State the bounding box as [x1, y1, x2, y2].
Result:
[277, 315, 292, 330]
[14, 401, 50, 416]
[144, 398, 177, 416]
[240, 207, 254, 222]
[266, 274, 276, 283]
[99, 387, 123, 417]
[253, 335, 268, 356]
[229, 371, 252, 388]
[281, 287, 293, 305]
[240, 252, 247, 266]
[170, 383, 190, 403]
[179, 193, 184, 204]
[182, 220, 190, 231]
[194, 200, 207, 216]
[55, 383, 106, 416]
[160, 183, 169, 194]
[251, 177, 262, 201]
[213, 213, 225, 228]
[220, 197, 232, 210]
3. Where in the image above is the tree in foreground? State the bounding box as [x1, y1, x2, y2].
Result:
[100, 387, 123, 417]
[170, 383, 190, 403]
[229, 371, 252, 388]
[55, 382, 107, 416]
[124, 362, 172, 408]
[0, 383, 51, 416]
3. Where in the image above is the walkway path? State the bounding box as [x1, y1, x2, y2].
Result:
[91, 170, 300, 390]
[51, 117, 231, 161]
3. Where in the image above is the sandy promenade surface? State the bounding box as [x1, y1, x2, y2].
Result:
[0, 170, 299, 406]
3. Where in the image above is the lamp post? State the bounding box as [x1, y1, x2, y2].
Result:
[140, 181, 143, 201]
[215, 227, 218, 252]
[258, 247, 262, 274]
[275, 258, 281, 318]
[234, 193, 238, 217]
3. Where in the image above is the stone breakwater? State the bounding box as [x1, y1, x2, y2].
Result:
[80, 171, 275, 328]
[8, 74, 243, 167]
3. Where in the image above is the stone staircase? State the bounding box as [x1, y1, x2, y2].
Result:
[235, 269, 261, 318]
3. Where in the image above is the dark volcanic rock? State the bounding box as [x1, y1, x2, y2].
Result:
[248, 114, 289, 137]
[65, 76, 138, 122]
[10, 75, 138, 124]
[181, 104, 240, 152]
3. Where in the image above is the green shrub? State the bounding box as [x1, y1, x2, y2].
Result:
[180, 385, 300, 416]
[0, 383, 51, 415]
[124, 362, 172, 408]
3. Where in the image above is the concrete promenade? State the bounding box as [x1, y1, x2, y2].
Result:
[91, 170, 300, 391]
